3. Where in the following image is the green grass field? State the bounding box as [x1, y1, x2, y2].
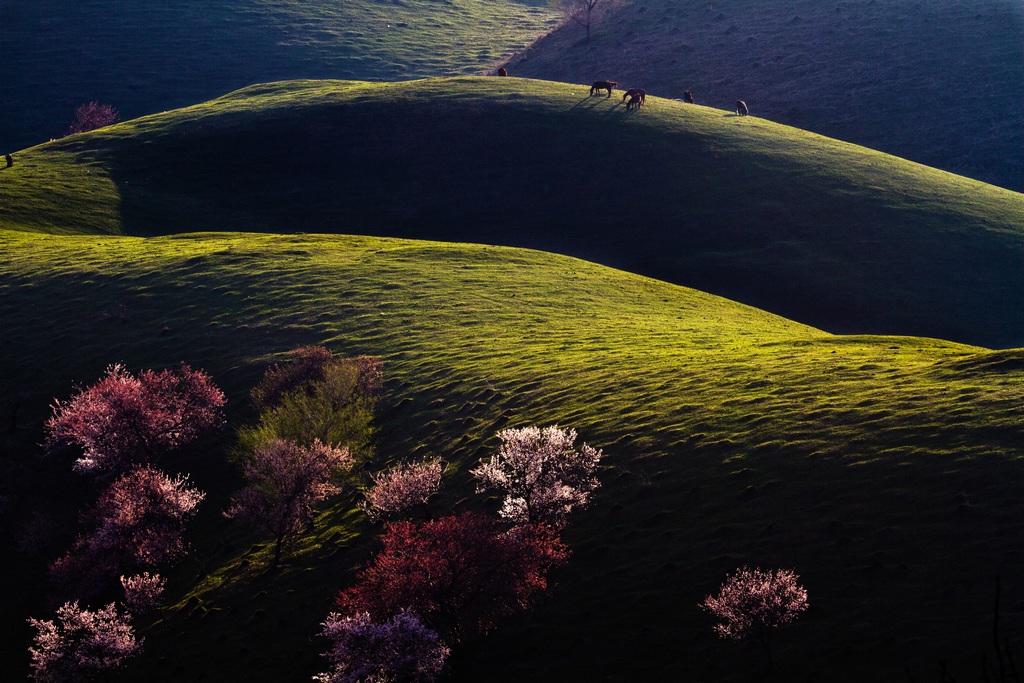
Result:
[3, 74, 1024, 681]
[2, 77, 1022, 348]
[1, 229, 1022, 681]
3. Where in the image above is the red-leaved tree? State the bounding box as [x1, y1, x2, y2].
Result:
[226, 438, 353, 568]
[314, 609, 449, 683]
[335, 512, 569, 642]
[65, 102, 119, 136]
[362, 458, 443, 521]
[51, 466, 205, 599]
[471, 425, 602, 524]
[700, 566, 809, 672]
[46, 363, 225, 476]
[27, 601, 140, 682]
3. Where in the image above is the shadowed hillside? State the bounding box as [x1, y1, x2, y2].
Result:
[502, 0, 1024, 191]
[2, 230, 1023, 681]
[2, 78, 1022, 348]
[0, 0, 558, 152]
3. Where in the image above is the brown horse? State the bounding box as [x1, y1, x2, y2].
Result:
[622, 88, 646, 107]
[590, 80, 617, 97]
[497, 67, 508, 77]
[683, 90, 694, 104]
[735, 99, 749, 116]
[626, 93, 643, 111]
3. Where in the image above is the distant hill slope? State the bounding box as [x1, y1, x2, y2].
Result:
[2, 230, 1023, 681]
[0, 0, 558, 152]
[2, 77, 1021, 348]
[502, 0, 1024, 191]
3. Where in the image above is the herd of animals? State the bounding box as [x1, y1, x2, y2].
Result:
[496, 67, 748, 115]
[588, 79, 747, 115]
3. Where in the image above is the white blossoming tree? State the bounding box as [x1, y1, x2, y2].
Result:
[471, 425, 602, 524]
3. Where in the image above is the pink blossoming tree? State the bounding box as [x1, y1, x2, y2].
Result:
[700, 566, 809, 672]
[27, 601, 140, 682]
[471, 425, 602, 524]
[51, 466, 205, 598]
[65, 102, 119, 136]
[314, 609, 449, 683]
[362, 458, 443, 521]
[226, 438, 353, 568]
[45, 363, 225, 476]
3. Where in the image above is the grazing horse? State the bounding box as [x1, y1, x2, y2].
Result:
[735, 99, 749, 116]
[497, 67, 508, 77]
[622, 88, 646, 107]
[683, 90, 694, 104]
[590, 80, 617, 97]
[626, 93, 644, 111]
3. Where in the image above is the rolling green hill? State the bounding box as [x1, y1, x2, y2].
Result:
[2, 77, 1022, 348]
[0, 0, 558, 152]
[504, 0, 1024, 191]
[1, 229, 1022, 681]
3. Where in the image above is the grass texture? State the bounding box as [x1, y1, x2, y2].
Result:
[1, 77, 1022, 348]
[1, 229, 1023, 681]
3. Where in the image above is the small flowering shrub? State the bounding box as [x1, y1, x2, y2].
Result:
[65, 102, 119, 135]
[700, 566, 809, 671]
[27, 601, 140, 682]
[120, 572, 167, 616]
[315, 609, 449, 683]
[362, 458, 443, 521]
[471, 425, 602, 524]
[46, 363, 225, 475]
[226, 438, 353, 568]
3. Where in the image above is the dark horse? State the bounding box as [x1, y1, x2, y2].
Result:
[683, 90, 694, 104]
[735, 99, 749, 115]
[622, 88, 646, 107]
[590, 80, 617, 97]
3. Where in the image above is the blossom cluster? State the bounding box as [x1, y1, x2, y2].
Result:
[315, 609, 449, 683]
[362, 458, 443, 520]
[471, 425, 602, 523]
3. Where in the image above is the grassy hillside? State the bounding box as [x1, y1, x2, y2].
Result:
[0, 0, 559, 152]
[504, 0, 1024, 191]
[2, 77, 1022, 349]
[1, 229, 1022, 681]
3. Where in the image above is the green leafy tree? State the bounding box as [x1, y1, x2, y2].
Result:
[238, 347, 382, 460]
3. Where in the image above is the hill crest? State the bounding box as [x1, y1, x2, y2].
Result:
[1, 77, 1022, 348]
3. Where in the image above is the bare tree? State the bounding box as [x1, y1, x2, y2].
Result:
[559, 0, 602, 43]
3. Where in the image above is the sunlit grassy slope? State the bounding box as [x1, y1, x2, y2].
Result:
[1, 230, 1022, 681]
[2, 77, 1022, 348]
[0, 0, 558, 151]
